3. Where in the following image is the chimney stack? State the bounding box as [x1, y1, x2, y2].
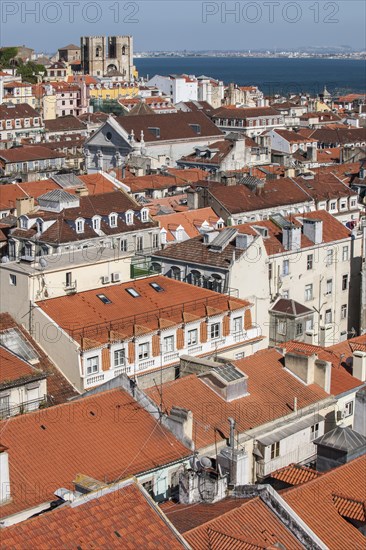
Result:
[302, 218, 323, 244]
[16, 196, 35, 216]
[352, 351, 366, 382]
[307, 145, 317, 163]
[282, 224, 301, 251]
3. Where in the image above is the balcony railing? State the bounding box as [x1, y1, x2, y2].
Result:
[0, 395, 48, 419]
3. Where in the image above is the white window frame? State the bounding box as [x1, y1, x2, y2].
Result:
[138, 342, 149, 360]
[342, 274, 348, 290]
[76, 218, 84, 234]
[341, 304, 347, 319]
[344, 400, 353, 417]
[282, 259, 289, 276]
[86, 356, 99, 375]
[305, 284, 313, 302]
[187, 328, 198, 346]
[109, 213, 118, 228]
[342, 246, 349, 262]
[9, 274, 16, 286]
[210, 322, 220, 340]
[270, 441, 280, 459]
[310, 423, 319, 440]
[114, 348, 125, 367]
[163, 335, 174, 353]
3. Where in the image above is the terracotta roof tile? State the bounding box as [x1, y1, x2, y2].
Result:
[0, 146, 65, 163]
[160, 497, 246, 533]
[0, 313, 78, 404]
[285, 336, 365, 396]
[0, 387, 191, 518]
[0, 480, 187, 549]
[184, 497, 303, 549]
[269, 463, 322, 486]
[155, 208, 219, 241]
[116, 111, 223, 142]
[36, 276, 249, 346]
[146, 348, 328, 449]
[283, 455, 366, 549]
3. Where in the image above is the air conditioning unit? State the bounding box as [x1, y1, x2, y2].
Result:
[102, 275, 110, 284]
[112, 272, 121, 283]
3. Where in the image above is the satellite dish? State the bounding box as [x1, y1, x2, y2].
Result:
[199, 456, 212, 469]
[1, 256, 9, 263]
[39, 258, 48, 270]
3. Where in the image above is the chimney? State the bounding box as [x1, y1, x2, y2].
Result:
[228, 417, 235, 448]
[167, 406, 193, 444]
[352, 351, 366, 382]
[307, 145, 317, 163]
[302, 218, 323, 244]
[236, 233, 253, 250]
[186, 188, 199, 210]
[0, 445, 10, 504]
[285, 351, 331, 391]
[282, 224, 301, 251]
[285, 351, 317, 385]
[16, 196, 35, 216]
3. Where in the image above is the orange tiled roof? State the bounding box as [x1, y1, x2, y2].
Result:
[0, 313, 78, 404]
[283, 455, 366, 549]
[146, 347, 328, 449]
[269, 463, 322, 486]
[0, 346, 41, 385]
[36, 276, 249, 346]
[332, 493, 366, 522]
[0, 387, 191, 518]
[184, 497, 303, 550]
[0, 480, 187, 549]
[155, 207, 219, 241]
[160, 498, 247, 534]
[285, 336, 365, 396]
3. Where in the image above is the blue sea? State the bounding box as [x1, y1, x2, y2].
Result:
[134, 57, 366, 96]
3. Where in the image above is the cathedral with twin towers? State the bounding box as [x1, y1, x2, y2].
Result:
[80, 35, 135, 80]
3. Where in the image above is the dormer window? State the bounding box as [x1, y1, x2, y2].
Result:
[19, 216, 28, 229]
[109, 213, 118, 228]
[126, 210, 134, 225]
[141, 208, 149, 222]
[36, 218, 43, 233]
[92, 216, 101, 231]
[76, 218, 85, 234]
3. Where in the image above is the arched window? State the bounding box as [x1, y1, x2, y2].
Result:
[109, 213, 118, 228]
[95, 46, 102, 58]
[92, 216, 101, 231]
[122, 46, 126, 55]
[151, 262, 161, 274]
[75, 218, 85, 234]
[171, 266, 181, 281]
[36, 218, 43, 233]
[125, 210, 134, 225]
[211, 274, 223, 293]
[190, 270, 201, 286]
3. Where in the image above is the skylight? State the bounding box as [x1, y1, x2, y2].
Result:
[150, 282, 164, 292]
[0, 328, 38, 362]
[125, 288, 140, 298]
[96, 294, 112, 304]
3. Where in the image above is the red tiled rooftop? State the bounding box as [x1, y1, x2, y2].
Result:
[283, 455, 366, 549]
[0, 480, 187, 549]
[0, 387, 191, 518]
[0, 313, 78, 404]
[146, 347, 328, 449]
[184, 496, 303, 550]
[36, 276, 249, 346]
[269, 463, 322, 486]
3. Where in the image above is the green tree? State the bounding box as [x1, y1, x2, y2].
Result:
[0, 47, 19, 69]
[16, 61, 46, 84]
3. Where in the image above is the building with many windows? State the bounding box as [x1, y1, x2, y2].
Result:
[29, 276, 262, 392]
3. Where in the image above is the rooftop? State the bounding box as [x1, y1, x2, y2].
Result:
[36, 275, 250, 346]
[314, 425, 366, 451]
[0, 387, 191, 518]
[115, 111, 223, 142]
[0, 479, 188, 548]
[283, 455, 366, 549]
[0, 313, 78, 404]
[146, 347, 328, 449]
[0, 146, 65, 163]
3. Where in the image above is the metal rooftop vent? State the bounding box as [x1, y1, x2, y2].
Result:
[209, 227, 238, 252]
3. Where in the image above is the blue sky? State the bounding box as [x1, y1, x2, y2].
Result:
[1, 1, 365, 53]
